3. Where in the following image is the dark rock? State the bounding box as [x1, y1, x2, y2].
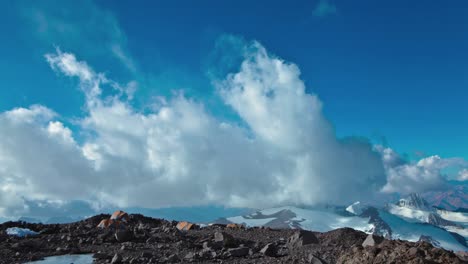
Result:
[146, 236, 157, 243]
[214, 231, 238, 248]
[408, 247, 424, 257]
[111, 253, 122, 264]
[39, 228, 54, 234]
[362, 234, 384, 247]
[115, 229, 133, 242]
[418, 235, 440, 247]
[93, 252, 111, 260]
[260, 243, 277, 257]
[308, 253, 326, 264]
[14, 240, 41, 249]
[200, 248, 217, 258]
[11, 243, 20, 249]
[166, 254, 180, 262]
[141, 251, 153, 258]
[184, 251, 197, 260]
[55, 247, 64, 252]
[228, 246, 250, 257]
[202, 241, 210, 249]
[203, 240, 223, 250]
[456, 251, 468, 262]
[287, 230, 319, 249]
[360, 207, 392, 238]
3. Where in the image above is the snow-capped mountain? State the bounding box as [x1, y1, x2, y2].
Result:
[388, 193, 467, 234]
[218, 196, 468, 252]
[227, 206, 374, 232]
[395, 193, 431, 210]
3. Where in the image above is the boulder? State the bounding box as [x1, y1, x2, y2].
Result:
[214, 231, 238, 248]
[203, 240, 223, 250]
[111, 253, 122, 264]
[176, 221, 198, 231]
[408, 247, 424, 257]
[287, 230, 319, 249]
[93, 252, 111, 260]
[260, 243, 277, 257]
[111, 210, 129, 222]
[455, 251, 468, 262]
[184, 252, 197, 261]
[200, 248, 216, 258]
[308, 253, 327, 264]
[141, 251, 153, 258]
[146, 237, 157, 244]
[115, 229, 133, 242]
[362, 234, 384, 247]
[226, 223, 245, 229]
[228, 247, 250, 257]
[166, 254, 180, 263]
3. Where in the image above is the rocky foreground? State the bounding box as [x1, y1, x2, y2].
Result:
[0, 214, 467, 264]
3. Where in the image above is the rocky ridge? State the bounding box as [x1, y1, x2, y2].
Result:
[0, 213, 466, 264]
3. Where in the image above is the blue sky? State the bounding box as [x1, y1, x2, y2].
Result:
[0, 0, 467, 217]
[2, 0, 467, 160]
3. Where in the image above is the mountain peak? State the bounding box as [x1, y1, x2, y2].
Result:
[397, 193, 431, 210]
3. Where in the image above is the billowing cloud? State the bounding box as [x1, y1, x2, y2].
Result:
[2, 38, 467, 218]
[376, 146, 468, 194]
[0, 41, 390, 217]
[459, 169, 468, 181]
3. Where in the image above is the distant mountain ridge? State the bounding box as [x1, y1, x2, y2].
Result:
[422, 184, 468, 211]
[218, 195, 468, 252]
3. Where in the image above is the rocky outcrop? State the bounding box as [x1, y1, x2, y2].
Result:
[360, 207, 392, 238]
[0, 213, 466, 263]
[397, 193, 431, 210]
[287, 230, 319, 249]
[427, 212, 460, 227]
[338, 239, 465, 264]
[419, 235, 441, 247]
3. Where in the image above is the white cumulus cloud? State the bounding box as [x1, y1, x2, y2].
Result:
[0, 41, 390, 217]
[376, 146, 468, 194]
[459, 169, 468, 181]
[2, 40, 467, 218]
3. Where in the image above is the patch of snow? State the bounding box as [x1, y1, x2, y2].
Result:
[436, 209, 468, 223]
[378, 210, 468, 252]
[287, 206, 373, 233]
[444, 226, 468, 239]
[230, 206, 373, 233]
[226, 216, 276, 226]
[6, 227, 38, 237]
[387, 204, 431, 223]
[26, 254, 93, 264]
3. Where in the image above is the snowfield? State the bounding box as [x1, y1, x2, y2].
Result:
[226, 205, 468, 252]
[226, 216, 277, 227]
[437, 209, 468, 223]
[378, 210, 468, 252]
[387, 204, 432, 223]
[228, 206, 373, 233]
